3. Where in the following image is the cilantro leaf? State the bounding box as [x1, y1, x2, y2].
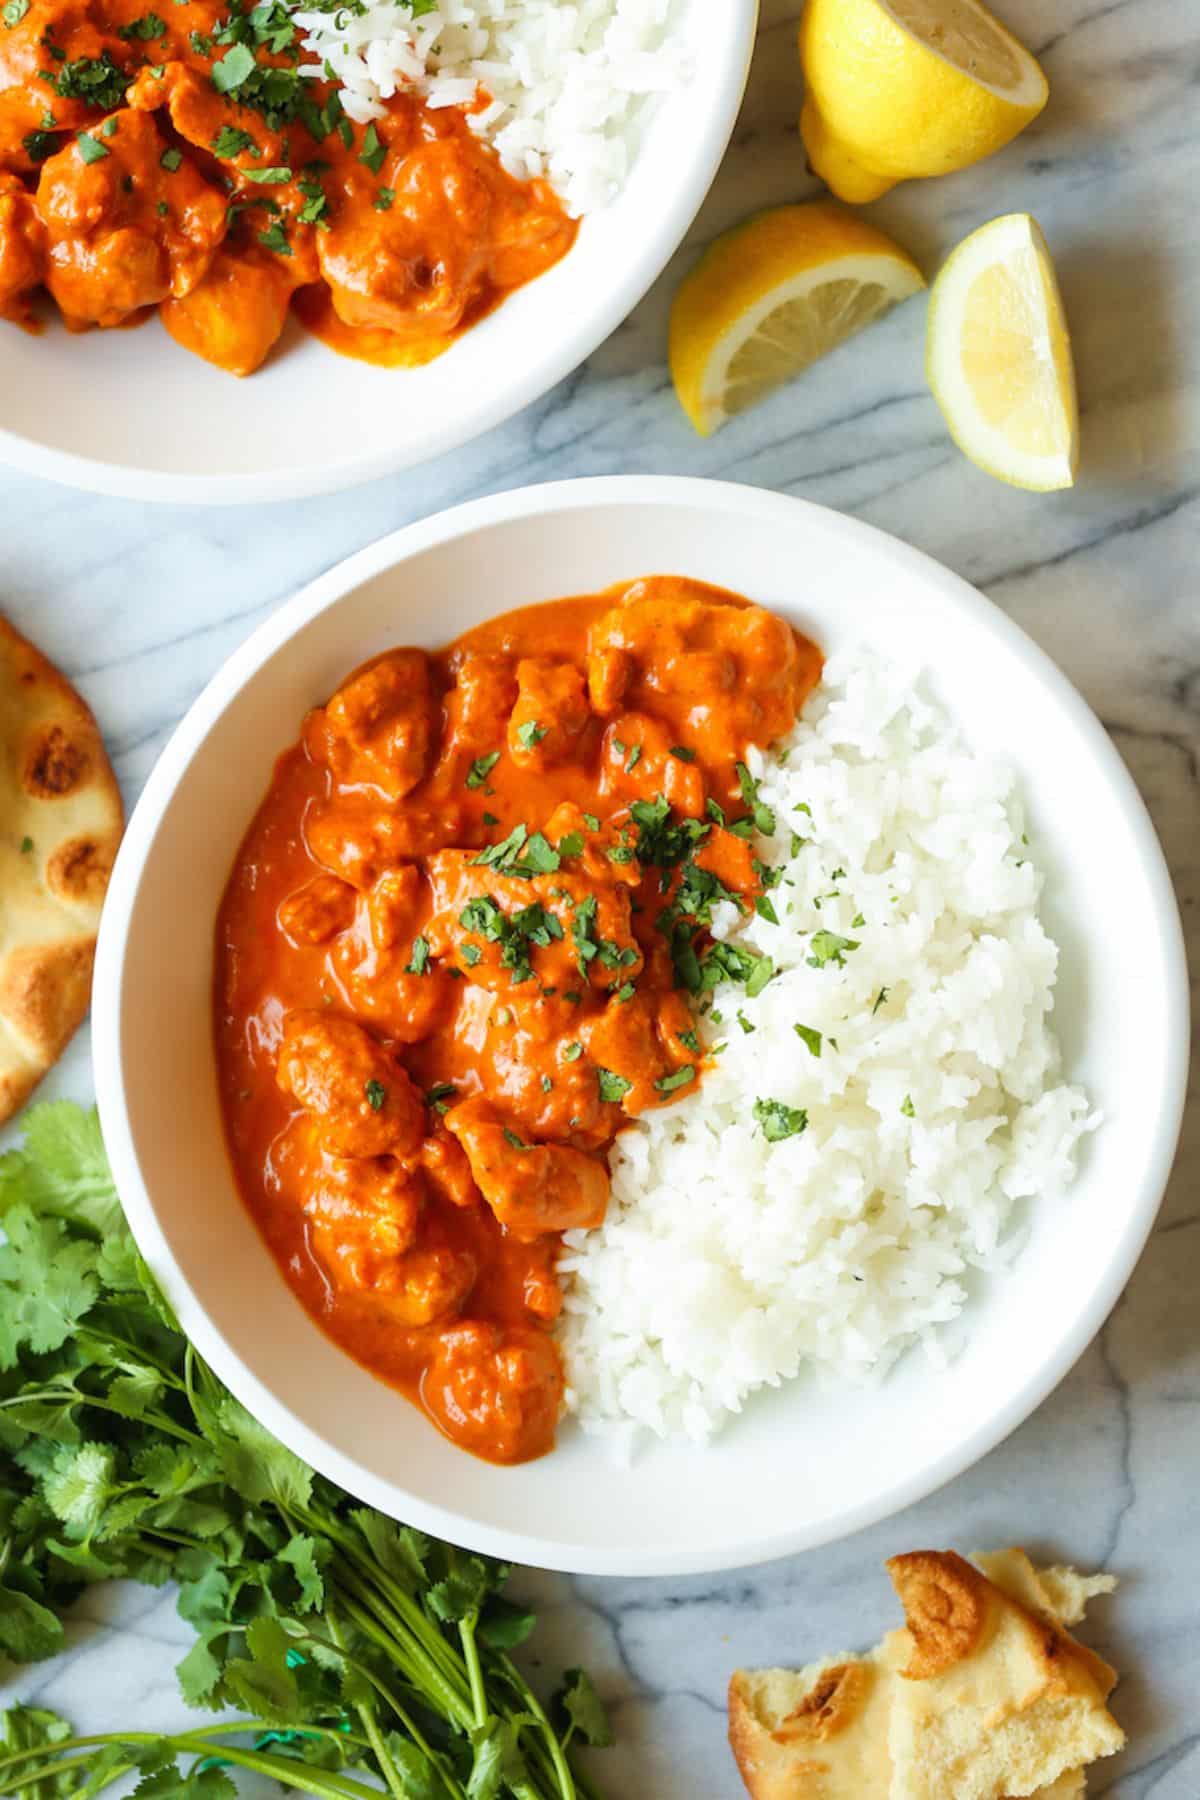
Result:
[597, 1068, 631, 1105]
[753, 1097, 809, 1142]
[807, 930, 859, 969]
[465, 750, 499, 789]
[0, 1102, 118, 1233]
[555, 1667, 614, 1748]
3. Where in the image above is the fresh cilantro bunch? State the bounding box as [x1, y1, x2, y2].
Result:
[0, 1104, 610, 1800]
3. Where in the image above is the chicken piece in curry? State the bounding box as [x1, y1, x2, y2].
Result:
[215, 576, 823, 1463]
[0, 0, 574, 370]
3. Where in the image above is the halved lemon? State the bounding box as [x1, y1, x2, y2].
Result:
[926, 212, 1078, 491]
[799, 0, 1049, 204]
[669, 203, 925, 437]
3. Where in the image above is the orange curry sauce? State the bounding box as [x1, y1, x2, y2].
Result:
[214, 578, 822, 1463]
[0, 0, 575, 372]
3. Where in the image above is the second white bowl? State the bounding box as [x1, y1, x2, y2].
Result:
[94, 477, 1188, 1574]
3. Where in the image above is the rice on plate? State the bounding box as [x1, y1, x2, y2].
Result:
[558, 649, 1097, 1455]
[291, 0, 693, 216]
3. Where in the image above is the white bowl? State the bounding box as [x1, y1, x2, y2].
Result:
[93, 477, 1189, 1576]
[0, 7, 756, 505]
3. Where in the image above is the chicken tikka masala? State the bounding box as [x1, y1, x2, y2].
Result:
[215, 577, 822, 1463]
[0, 0, 574, 371]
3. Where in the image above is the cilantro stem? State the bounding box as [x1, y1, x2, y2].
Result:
[323, 1613, 420, 1800]
[295, 1621, 463, 1800]
[459, 1613, 488, 1727]
[324, 1547, 474, 1725]
[496, 1656, 578, 1800]
[0, 1733, 386, 1800]
[0, 1389, 200, 1444]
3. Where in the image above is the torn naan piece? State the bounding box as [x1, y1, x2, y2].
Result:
[0, 617, 123, 1121]
[728, 1549, 1122, 1800]
[886, 1550, 1123, 1800]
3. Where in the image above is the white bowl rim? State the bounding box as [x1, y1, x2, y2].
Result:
[93, 475, 1191, 1575]
[0, 9, 758, 507]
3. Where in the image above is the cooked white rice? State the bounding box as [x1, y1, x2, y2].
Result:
[557, 649, 1097, 1453]
[288, 0, 691, 216]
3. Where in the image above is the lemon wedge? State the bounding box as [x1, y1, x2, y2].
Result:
[926, 213, 1078, 490]
[669, 203, 925, 437]
[799, 0, 1048, 204]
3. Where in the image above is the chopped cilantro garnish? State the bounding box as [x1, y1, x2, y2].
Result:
[373, 185, 394, 211]
[753, 1097, 808, 1142]
[793, 1023, 822, 1058]
[706, 797, 726, 826]
[482, 811, 499, 827]
[901, 1094, 915, 1118]
[582, 812, 599, 831]
[806, 930, 859, 969]
[790, 832, 806, 857]
[471, 822, 560, 878]
[406, 935, 430, 976]
[359, 120, 385, 174]
[425, 1081, 456, 1114]
[75, 131, 108, 163]
[851, 912, 865, 928]
[50, 51, 127, 109]
[515, 719, 547, 751]
[669, 745, 696, 762]
[159, 146, 183, 170]
[597, 1068, 632, 1105]
[2, 0, 30, 27]
[364, 1079, 386, 1111]
[562, 1042, 583, 1062]
[243, 164, 291, 183]
[624, 743, 642, 773]
[557, 831, 584, 859]
[22, 128, 56, 161]
[465, 750, 500, 789]
[502, 1128, 530, 1151]
[211, 124, 257, 157]
[297, 176, 329, 226]
[19, 835, 33, 853]
[795, 801, 812, 817]
[521, 832, 560, 875]
[872, 986, 890, 1015]
[101, 114, 118, 135]
[460, 943, 482, 967]
[258, 219, 291, 255]
[735, 761, 776, 835]
[614, 982, 635, 1003]
[755, 894, 779, 925]
[211, 41, 256, 92]
[678, 1029, 700, 1053]
[736, 1010, 755, 1034]
[155, 198, 168, 214]
[117, 10, 166, 38]
[540, 1075, 552, 1093]
[654, 1064, 695, 1095]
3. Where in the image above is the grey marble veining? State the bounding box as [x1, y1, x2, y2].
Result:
[1, 0, 1198, 1793]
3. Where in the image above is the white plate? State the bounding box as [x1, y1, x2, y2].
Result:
[93, 477, 1189, 1575]
[0, 5, 756, 504]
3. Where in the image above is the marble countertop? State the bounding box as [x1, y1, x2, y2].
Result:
[1, 0, 1197, 1792]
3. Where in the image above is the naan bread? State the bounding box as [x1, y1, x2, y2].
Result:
[0, 617, 122, 1121]
[728, 1549, 1123, 1800]
[886, 1550, 1123, 1799]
